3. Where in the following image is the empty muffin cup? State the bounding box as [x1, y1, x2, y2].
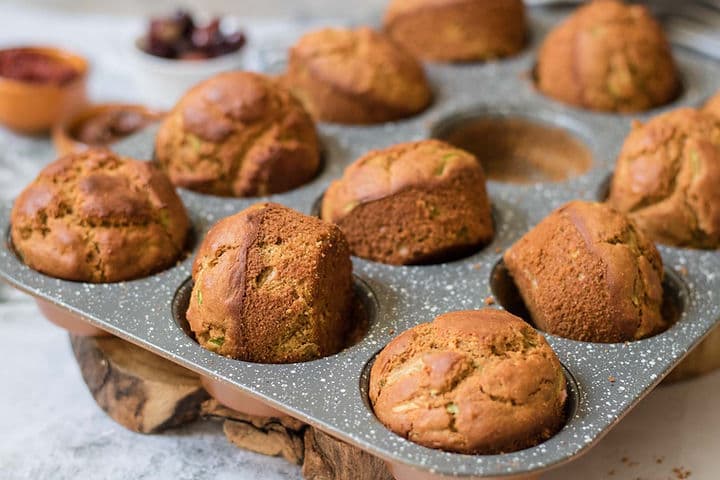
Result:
[432, 112, 592, 184]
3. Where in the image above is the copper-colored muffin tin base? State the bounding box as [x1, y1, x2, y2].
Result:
[200, 376, 284, 418]
[388, 462, 538, 480]
[35, 298, 108, 337]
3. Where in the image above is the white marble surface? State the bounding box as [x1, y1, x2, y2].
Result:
[0, 3, 719, 480]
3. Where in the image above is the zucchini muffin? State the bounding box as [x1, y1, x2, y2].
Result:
[369, 309, 567, 454]
[11, 149, 189, 282]
[383, 0, 526, 63]
[321, 140, 494, 265]
[504, 200, 666, 343]
[187, 203, 353, 363]
[607, 108, 720, 248]
[536, 0, 679, 112]
[283, 27, 432, 124]
[155, 71, 320, 197]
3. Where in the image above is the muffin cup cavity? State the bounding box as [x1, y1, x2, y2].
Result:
[431, 111, 593, 184]
[310, 191, 325, 218]
[595, 172, 613, 202]
[490, 258, 686, 342]
[172, 274, 377, 362]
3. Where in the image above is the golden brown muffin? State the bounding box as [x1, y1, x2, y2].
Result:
[704, 90, 720, 118]
[283, 27, 432, 124]
[607, 108, 720, 248]
[383, 0, 526, 63]
[187, 203, 353, 363]
[321, 140, 494, 265]
[536, 0, 679, 112]
[369, 309, 567, 454]
[155, 71, 320, 197]
[504, 200, 666, 343]
[11, 149, 189, 283]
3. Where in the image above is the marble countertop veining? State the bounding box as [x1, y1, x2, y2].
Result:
[0, 3, 719, 480]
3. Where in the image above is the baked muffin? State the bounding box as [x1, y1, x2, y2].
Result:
[186, 203, 353, 363]
[383, 0, 526, 63]
[11, 149, 189, 282]
[504, 200, 666, 343]
[369, 309, 567, 454]
[155, 71, 320, 197]
[283, 27, 432, 124]
[704, 90, 720, 118]
[607, 108, 720, 248]
[536, 0, 679, 112]
[321, 140, 494, 265]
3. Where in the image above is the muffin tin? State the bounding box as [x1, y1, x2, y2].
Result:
[1, 7, 719, 480]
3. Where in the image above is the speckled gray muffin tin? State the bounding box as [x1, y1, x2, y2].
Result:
[1, 7, 719, 479]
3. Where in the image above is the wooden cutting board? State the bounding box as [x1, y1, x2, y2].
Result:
[69, 334, 392, 480]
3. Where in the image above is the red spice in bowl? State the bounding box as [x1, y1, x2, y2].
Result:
[0, 48, 79, 85]
[0, 46, 88, 133]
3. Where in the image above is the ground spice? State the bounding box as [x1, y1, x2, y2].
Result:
[0, 49, 78, 85]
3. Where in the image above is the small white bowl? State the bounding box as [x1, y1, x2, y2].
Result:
[130, 38, 246, 109]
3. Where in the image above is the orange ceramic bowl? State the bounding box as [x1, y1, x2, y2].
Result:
[0, 46, 88, 134]
[52, 103, 164, 156]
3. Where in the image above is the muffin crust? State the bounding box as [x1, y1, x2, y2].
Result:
[384, 0, 526, 62]
[283, 27, 432, 124]
[187, 203, 353, 363]
[11, 149, 189, 282]
[369, 309, 567, 454]
[155, 71, 320, 197]
[321, 140, 494, 264]
[536, 0, 679, 112]
[504, 200, 666, 343]
[704, 90, 720, 119]
[608, 108, 720, 248]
